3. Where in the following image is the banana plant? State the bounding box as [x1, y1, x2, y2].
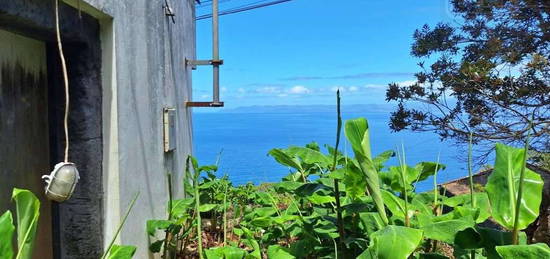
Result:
[0, 189, 40, 259]
[485, 144, 544, 240]
[357, 225, 423, 259]
[142, 114, 549, 258]
[344, 117, 389, 225]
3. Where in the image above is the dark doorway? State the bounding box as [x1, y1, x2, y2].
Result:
[0, 28, 53, 259]
[1, 1, 103, 258]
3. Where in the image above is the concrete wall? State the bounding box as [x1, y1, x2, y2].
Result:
[0, 0, 195, 257]
[65, 0, 196, 257]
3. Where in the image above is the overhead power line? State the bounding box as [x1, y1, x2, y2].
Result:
[196, 0, 234, 9]
[196, 0, 293, 20]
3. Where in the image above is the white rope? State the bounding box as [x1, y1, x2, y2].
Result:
[55, 0, 70, 163]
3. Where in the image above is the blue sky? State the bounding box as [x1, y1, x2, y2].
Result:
[193, 0, 456, 108]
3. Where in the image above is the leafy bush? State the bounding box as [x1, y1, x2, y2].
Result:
[147, 113, 550, 258]
[0, 188, 137, 259]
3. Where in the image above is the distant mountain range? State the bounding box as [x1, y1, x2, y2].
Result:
[196, 104, 397, 114]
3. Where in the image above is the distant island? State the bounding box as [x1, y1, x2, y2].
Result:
[195, 104, 397, 114]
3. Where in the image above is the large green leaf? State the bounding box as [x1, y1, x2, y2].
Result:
[241, 227, 261, 259]
[205, 246, 247, 259]
[267, 245, 295, 259]
[146, 220, 173, 236]
[307, 193, 335, 205]
[486, 144, 543, 230]
[388, 165, 419, 186]
[359, 212, 384, 235]
[327, 168, 345, 180]
[294, 183, 329, 197]
[380, 190, 416, 223]
[421, 219, 475, 244]
[477, 227, 526, 259]
[357, 248, 376, 259]
[345, 118, 372, 159]
[272, 215, 299, 225]
[362, 225, 423, 259]
[0, 211, 15, 259]
[453, 226, 528, 258]
[12, 188, 40, 259]
[343, 163, 367, 200]
[453, 248, 486, 259]
[345, 118, 388, 225]
[268, 149, 303, 171]
[199, 204, 218, 212]
[273, 181, 303, 192]
[418, 254, 450, 259]
[372, 150, 395, 171]
[415, 162, 446, 182]
[453, 228, 483, 249]
[495, 243, 550, 259]
[411, 192, 435, 216]
[107, 245, 136, 259]
[287, 146, 332, 167]
[170, 198, 194, 217]
[443, 192, 491, 223]
[250, 217, 272, 227]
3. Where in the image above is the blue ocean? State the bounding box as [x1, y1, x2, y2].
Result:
[193, 109, 473, 192]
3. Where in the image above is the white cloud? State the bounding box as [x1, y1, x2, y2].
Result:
[363, 84, 386, 90]
[396, 80, 418, 86]
[237, 88, 246, 94]
[288, 85, 311, 94]
[256, 86, 282, 94]
[200, 94, 210, 99]
[330, 86, 360, 93]
[221, 87, 228, 93]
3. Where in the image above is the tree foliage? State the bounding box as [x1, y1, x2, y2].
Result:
[386, 0, 550, 160]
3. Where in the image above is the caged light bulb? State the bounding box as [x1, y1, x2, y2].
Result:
[42, 162, 79, 202]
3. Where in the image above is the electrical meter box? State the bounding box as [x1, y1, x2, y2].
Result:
[163, 108, 176, 152]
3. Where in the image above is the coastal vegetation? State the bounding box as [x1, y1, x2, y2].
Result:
[144, 93, 549, 259]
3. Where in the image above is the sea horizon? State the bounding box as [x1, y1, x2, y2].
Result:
[192, 106, 482, 192]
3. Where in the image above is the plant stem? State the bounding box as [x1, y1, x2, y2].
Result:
[332, 90, 345, 252]
[163, 173, 173, 258]
[100, 192, 139, 259]
[467, 133, 476, 259]
[438, 186, 447, 216]
[223, 184, 228, 246]
[467, 132, 475, 207]
[398, 143, 410, 227]
[194, 175, 203, 259]
[433, 152, 441, 215]
[512, 126, 532, 245]
[187, 156, 204, 259]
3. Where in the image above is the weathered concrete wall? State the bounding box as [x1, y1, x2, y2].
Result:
[72, 0, 196, 257]
[1, 0, 195, 257]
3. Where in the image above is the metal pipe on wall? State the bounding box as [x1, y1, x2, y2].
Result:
[186, 0, 224, 107]
[212, 0, 221, 105]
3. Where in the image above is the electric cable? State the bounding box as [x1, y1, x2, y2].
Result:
[42, 0, 80, 203]
[197, 0, 234, 9]
[196, 0, 292, 20]
[55, 0, 70, 163]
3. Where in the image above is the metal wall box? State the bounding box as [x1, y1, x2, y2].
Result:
[163, 108, 177, 152]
